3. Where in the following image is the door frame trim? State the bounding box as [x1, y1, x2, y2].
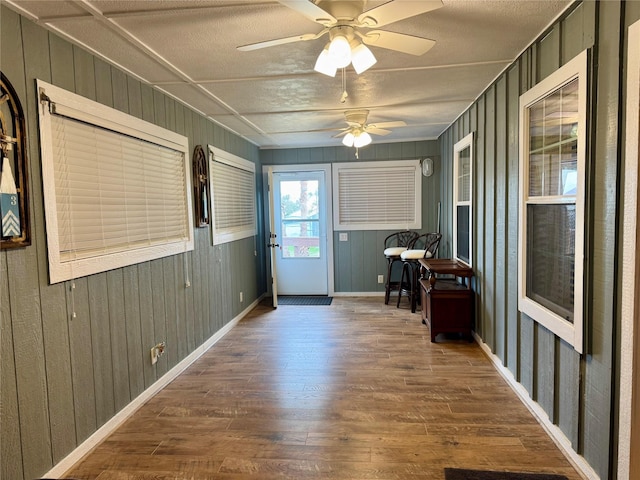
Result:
[262, 163, 334, 296]
[618, 17, 640, 480]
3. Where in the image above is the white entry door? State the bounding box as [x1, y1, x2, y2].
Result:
[271, 168, 330, 295]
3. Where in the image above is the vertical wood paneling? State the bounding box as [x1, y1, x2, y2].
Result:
[363, 231, 377, 291]
[0, 249, 23, 480]
[210, 244, 223, 332]
[67, 278, 98, 443]
[349, 231, 365, 291]
[87, 273, 115, 427]
[535, 326, 556, 417]
[21, 16, 78, 464]
[582, 2, 620, 475]
[335, 231, 351, 291]
[107, 270, 131, 411]
[221, 242, 234, 320]
[474, 96, 486, 339]
[537, 25, 561, 81]
[3, 12, 53, 479]
[506, 64, 520, 376]
[123, 266, 144, 399]
[484, 85, 496, 350]
[520, 315, 535, 396]
[162, 255, 179, 367]
[126, 76, 142, 119]
[495, 76, 507, 363]
[138, 261, 156, 388]
[557, 340, 580, 447]
[111, 69, 128, 112]
[151, 258, 169, 377]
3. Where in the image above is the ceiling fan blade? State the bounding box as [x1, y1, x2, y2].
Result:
[332, 130, 351, 138]
[368, 121, 407, 129]
[366, 127, 392, 136]
[360, 30, 436, 55]
[358, 0, 443, 28]
[277, 0, 337, 26]
[238, 32, 323, 51]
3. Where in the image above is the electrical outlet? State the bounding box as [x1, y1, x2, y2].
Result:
[240, 291, 244, 303]
[339, 232, 348, 242]
[377, 274, 384, 284]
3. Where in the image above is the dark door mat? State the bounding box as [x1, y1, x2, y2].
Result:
[445, 469, 568, 480]
[277, 296, 333, 305]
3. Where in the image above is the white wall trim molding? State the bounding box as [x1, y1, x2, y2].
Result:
[332, 292, 384, 297]
[42, 296, 263, 478]
[618, 17, 640, 480]
[474, 333, 598, 480]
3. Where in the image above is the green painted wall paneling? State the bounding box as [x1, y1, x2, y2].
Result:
[0, 8, 263, 480]
[438, 1, 632, 478]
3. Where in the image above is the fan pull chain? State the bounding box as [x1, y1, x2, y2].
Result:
[340, 68, 348, 103]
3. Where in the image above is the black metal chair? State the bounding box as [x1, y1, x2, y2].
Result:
[396, 232, 442, 312]
[383, 230, 419, 304]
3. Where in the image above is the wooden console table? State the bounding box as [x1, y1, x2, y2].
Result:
[419, 258, 475, 342]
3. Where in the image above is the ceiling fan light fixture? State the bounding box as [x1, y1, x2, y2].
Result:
[342, 132, 355, 147]
[351, 43, 377, 74]
[328, 34, 351, 68]
[353, 131, 372, 148]
[314, 46, 337, 77]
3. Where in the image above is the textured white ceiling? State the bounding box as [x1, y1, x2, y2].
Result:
[6, 0, 572, 149]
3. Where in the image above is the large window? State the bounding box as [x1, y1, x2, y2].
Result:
[453, 133, 473, 266]
[332, 160, 421, 231]
[209, 146, 256, 245]
[518, 50, 588, 353]
[37, 80, 193, 284]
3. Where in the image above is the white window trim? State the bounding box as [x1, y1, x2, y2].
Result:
[453, 132, 473, 267]
[209, 145, 256, 245]
[517, 50, 588, 353]
[332, 159, 422, 231]
[37, 80, 193, 284]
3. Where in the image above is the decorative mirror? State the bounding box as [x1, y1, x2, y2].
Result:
[193, 144, 209, 227]
[1, 73, 30, 249]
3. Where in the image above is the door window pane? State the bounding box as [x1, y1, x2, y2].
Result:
[280, 180, 320, 258]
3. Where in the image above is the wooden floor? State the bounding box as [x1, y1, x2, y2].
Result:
[64, 297, 583, 480]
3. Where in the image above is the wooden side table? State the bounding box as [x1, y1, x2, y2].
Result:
[418, 258, 475, 342]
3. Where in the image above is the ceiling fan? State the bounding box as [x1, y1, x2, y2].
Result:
[237, 0, 443, 76]
[333, 109, 407, 148]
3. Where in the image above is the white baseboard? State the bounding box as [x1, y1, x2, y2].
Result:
[332, 292, 385, 297]
[43, 296, 262, 479]
[473, 333, 599, 480]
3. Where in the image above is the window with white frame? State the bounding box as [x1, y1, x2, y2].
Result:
[453, 133, 473, 266]
[37, 80, 193, 284]
[332, 160, 421, 231]
[518, 50, 588, 353]
[209, 146, 256, 245]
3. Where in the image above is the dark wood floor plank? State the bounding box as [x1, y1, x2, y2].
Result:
[64, 297, 583, 480]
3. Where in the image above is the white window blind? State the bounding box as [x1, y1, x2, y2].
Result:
[332, 160, 421, 230]
[209, 146, 256, 245]
[37, 80, 193, 284]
